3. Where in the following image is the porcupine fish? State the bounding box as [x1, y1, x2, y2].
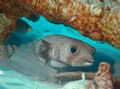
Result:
[34, 34, 95, 67]
[0, 34, 95, 67]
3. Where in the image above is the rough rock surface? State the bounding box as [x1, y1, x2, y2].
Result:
[0, 0, 120, 49]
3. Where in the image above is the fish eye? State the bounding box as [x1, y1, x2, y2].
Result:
[70, 47, 77, 54]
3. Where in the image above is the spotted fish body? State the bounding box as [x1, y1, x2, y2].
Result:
[0, 35, 95, 67]
[34, 34, 95, 67]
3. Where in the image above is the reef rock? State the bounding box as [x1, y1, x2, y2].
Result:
[0, 0, 120, 49]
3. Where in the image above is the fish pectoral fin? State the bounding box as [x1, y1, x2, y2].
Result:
[34, 39, 51, 55]
[33, 39, 52, 66]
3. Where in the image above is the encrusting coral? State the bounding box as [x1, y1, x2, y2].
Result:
[0, 14, 16, 42]
[0, 0, 32, 41]
[0, 0, 120, 49]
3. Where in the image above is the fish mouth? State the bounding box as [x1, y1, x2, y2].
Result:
[71, 60, 94, 67]
[83, 60, 94, 66]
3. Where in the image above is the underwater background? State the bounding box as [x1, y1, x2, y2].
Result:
[0, 16, 120, 89]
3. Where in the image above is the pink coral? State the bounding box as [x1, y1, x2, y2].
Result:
[95, 62, 114, 89]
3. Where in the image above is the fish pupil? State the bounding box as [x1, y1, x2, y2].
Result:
[70, 47, 77, 53]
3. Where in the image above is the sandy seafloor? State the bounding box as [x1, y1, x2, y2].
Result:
[0, 16, 120, 89]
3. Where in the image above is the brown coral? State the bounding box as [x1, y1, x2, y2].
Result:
[0, 0, 33, 41]
[0, 0, 120, 49]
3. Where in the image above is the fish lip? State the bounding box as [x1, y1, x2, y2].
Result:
[85, 60, 94, 63]
[71, 60, 94, 67]
[83, 60, 94, 66]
